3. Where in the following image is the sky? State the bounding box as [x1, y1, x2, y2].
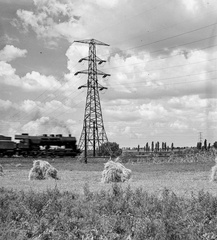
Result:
[0, 0, 217, 148]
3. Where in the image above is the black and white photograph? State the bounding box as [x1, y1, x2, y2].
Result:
[0, 0, 217, 239]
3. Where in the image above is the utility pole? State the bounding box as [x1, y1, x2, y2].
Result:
[74, 39, 110, 156]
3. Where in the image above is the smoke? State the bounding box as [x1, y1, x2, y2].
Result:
[49, 118, 71, 134]
[22, 116, 73, 135]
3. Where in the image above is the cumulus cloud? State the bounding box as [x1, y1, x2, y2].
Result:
[0, 98, 79, 138]
[21, 71, 61, 90]
[0, 45, 27, 62]
[15, 0, 83, 45]
[0, 61, 62, 91]
[22, 116, 73, 135]
[170, 120, 189, 131]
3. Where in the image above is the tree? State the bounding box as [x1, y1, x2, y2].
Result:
[197, 142, 202, 150]
[204, 139, 207, 150]
[146, 142, 149, 152]
[171, 143, 174, 151]
[99, 142, 122, 157]
[151, 141, 154, 152]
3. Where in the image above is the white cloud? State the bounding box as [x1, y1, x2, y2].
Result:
[170, 120, 188, 130]
[0, 45, 27, 62]
[15, 0, 84, 45]
[21, 116, 75, 135]
[0, 61, 20, 85]
[21, 71, 61, 90]
[0, 99, 12, 109]
[0, 61, 62, 91]
[168, 95, 208, 110]
[181, 0, 199, 13]
[139, 103, 168, 120]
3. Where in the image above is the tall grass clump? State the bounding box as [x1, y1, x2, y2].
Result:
[1, 185, 217, 239]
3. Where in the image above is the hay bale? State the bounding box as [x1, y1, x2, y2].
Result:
[210, 157, 217, 182]
[45, 166, 59, 179]
[77, 152, 86, 163]
[210, 165, 217, 182]
[101, 160, 132, 183]
[0, 164, 3, 176]
[29, 160, 59, 180]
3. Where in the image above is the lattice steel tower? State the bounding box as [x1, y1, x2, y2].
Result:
[74, 39, 110, 156]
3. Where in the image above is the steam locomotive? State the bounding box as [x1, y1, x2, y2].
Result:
[0, 133, 81, 158]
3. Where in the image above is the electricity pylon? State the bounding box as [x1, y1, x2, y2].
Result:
[74, 39, 110, 156]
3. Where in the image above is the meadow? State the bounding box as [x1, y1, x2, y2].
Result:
[0, 157, 216, 196]
[1, 156, 217, 239]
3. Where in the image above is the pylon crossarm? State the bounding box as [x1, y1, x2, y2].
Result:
[74, 70, 89, 75]
[78, 57, 89, 63]
[78, 56, 106, 64]
[75, 69, 110, 77]
[98, 83, 108, 90]
[74, 39, 109, 46]
[96, 56, 106, 64]
[96, 70, 111, 78]
[78, 84, 87, 89]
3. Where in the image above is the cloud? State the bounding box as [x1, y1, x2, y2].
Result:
[21, 71, 61, 90]
[15, 0, 83, 45]
[0, 98, 79, 137]
[0, 45, 27, 62]
[0, 61, 62, 91]
[14, 0, 217, 53]
[19, 99, 76, 119]
[21, 116, 74, 135]
[170, 120, 188, 130]
[0, 99, 13, 110]
[0, 34, 19, 45]
[100, 46, 217, 102]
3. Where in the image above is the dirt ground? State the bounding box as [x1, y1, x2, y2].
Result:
[1, 158, 217, 197]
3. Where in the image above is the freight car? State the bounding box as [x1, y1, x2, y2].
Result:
[0, 133, 81, 158]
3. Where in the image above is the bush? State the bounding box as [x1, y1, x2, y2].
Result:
[99, 142, 122, 157]
[1, 186, 217, 239]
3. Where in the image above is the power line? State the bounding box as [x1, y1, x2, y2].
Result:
[91, 0, 166, 36]
[97, 21, 217, 60]
[110, 6, 217, 48]
[101, 34, 217, 72]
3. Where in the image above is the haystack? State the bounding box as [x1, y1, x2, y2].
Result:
[29, 160, 59, 180]
[101, 160, 132, 183]
[0, 164, 3, 176]
[210, 157, 217, 182]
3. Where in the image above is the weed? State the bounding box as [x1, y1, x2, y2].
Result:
[1, 186, 217, 239]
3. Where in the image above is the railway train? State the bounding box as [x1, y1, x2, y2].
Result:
[0, 133, 81, 158]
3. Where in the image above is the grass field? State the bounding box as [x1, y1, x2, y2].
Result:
[2, 157, 217, 239]
[1, 157, 217, 197]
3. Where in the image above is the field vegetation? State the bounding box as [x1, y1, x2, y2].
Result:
[0, 150, 217, 239]
[1, 184, 217, 239]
